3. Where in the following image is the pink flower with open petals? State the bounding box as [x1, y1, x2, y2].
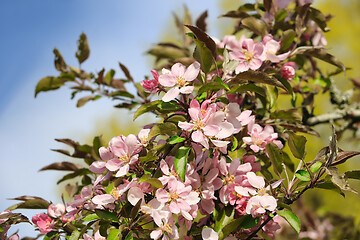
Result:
[32, 213, 54, 234]
[141, 70, 159, 93]
[262, 34, 290, 63]
[229, 38, 266, 73]
[105, 134, 140, 177]
[159, 62, 200, 102]
[243, 120, 283, 153]
[48, 203, 65, 218]
[156, 176, 199, 220]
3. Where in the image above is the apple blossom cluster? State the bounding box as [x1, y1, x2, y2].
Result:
[25, 33, 292, 240]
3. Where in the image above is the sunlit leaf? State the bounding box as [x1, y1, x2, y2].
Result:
[174, 146, 190, 182]
[295, 170, 311, 181]
[75, 33, 90, 64]
[287, 132, 307, 159]
[277, 209, 301, 234]
[35, 76, 65, 97]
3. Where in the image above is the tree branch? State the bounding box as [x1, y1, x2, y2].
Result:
[306, 108, 360, 126]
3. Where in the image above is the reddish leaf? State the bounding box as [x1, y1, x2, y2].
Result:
[39, 161, 79, 171]
[331, 151, 360, 166]
[195, 10, 208, 32]
[185, 25, 217, 60]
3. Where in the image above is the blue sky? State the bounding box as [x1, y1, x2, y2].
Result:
[0, 0, 224, 237]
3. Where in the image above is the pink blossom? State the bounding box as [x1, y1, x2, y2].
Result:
[141, 199, 169, 227]
[159, 158, 180, 186]
[138, 128, 151, 146]
[89, 146, 114, 173]
[150, 213, 179, 240]
[179, 99, 233, 149]
[32, 213, 54, 234]
[82, 230, 106, 240]
[246, 195, 277, 217]
[281, 62, 296, 80]
[312, 32, 327, 47]
[243, 120, 283, 153]
[159, 62, 200, 102]
[105, 134, 140, 177]
[8, 234, 19, 240]
[156, 176, 199, 220]
[202, 227, 219, 240]
[229, 38, 266, 73]
[262, 34, 290, 63]
[218, 157, 252, 204]
[47, 203, 65, 218]
[141, 70, 159, 93]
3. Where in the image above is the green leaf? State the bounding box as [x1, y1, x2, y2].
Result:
[277, 209, 301, 234]
[228, 83, 266, 97]
[219, 215, 257, 239]
[315, 182, 345, 197]
[265, 85, 278, 108]
[169, 135, 186, 144]
[105, 69, 116, 85]
[292, 47, 345, 72]
[265, 143, 284, 174]
[133, 100, 161, 120]
[144, 178, 164, 189]
[76, 95, 101, 108]
[130, 199, 142, 219]
[232, 70, 287, 90]
[187, 32, 213, 73]
[147, 44, 187, 60]
[69, 230, 81, 240]
[345, 170, 360, 180]
[275, 9, 288, 22]
[280, 29, 296, 51]
[57, 168, 93, 184]
[53, 48, 67, 71]
[35, 76, 65, 97]
[82, 213, 99, 222]
[241, 17, 267, 37]
[198, 82, 229, 94]
[214, 206, 235, 233]
[287, 132, 307, 159]
[310, 161, 322, 173]
[108, 229, 121, 240]
[148, 122, 177, 139]
[270, 109, 302, 123]
[295, 170, 311, 181]
[95, 209, 119, 222]
[309, 7, 329, 32]
[7, 196, 50, 211]
[325, 167, 358, 194]
[76, 33, 90, 64]
[174, 146, 190, 182]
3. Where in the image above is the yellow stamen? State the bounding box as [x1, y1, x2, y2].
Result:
[176, 76, 187, 86]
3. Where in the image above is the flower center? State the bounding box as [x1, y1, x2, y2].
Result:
[244, 51, 254, 62]
[110, 188, 121, 200]
[119, 155, 130, 163]
[170, 170, 179, 178]
[170, 191, 179, 201]
[225, 175, 235, 184]
[176, 76, 186, 87]
[162, 223, 173, 234]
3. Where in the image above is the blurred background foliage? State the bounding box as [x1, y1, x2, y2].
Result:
[57, 0, 360, 237]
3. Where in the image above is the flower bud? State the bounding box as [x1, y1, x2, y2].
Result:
[281, 62, 296, 80]
[48, 203, 65, 218]
[141, 70, 159, 93]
